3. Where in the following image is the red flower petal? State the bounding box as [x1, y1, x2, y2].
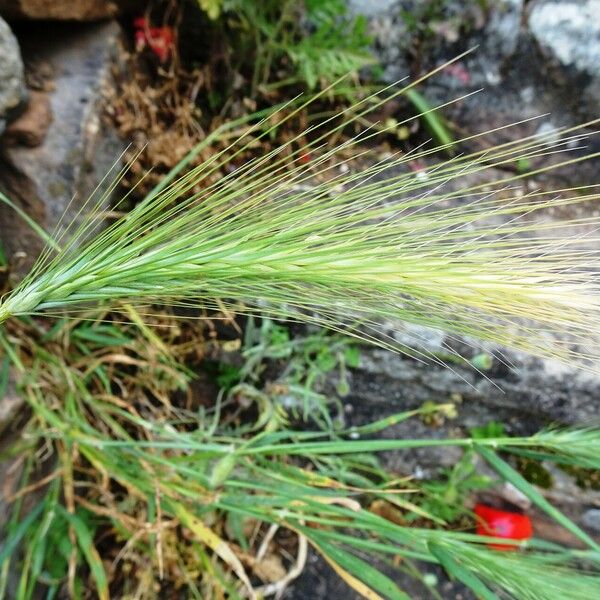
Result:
[474, 503, 532, 551]
[134, 25, 175, 63]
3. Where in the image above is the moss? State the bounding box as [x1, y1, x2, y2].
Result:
[559, 465, 600, 490]
[515, 456, 553, 489]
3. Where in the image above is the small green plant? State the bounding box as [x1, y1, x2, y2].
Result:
[198, 0, 222, 20]
[191, 0, 455, 148]
[287, 0, 374, 90]
[470, 421, 506, 439]
[195, 0, 374, 94]
[225, 318, 360, 430]
[408, 450, 493, 524]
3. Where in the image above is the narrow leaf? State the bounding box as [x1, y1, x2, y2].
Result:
[404, 88, 455, 152]
[57, 507, 109, 600]
[476, 445, 600, 551]
[0, 191, 59, 250]
[310, 536, 409, 600]
[0, 502, 44, 565]
[428, 541, 500, 600]
[171, 501, 256, 599]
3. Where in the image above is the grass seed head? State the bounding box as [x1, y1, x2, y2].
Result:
[2, 81, 600, 371]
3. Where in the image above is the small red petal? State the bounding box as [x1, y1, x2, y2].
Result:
[158, 27, 174, 45]
[444, 63, 471, 84]
[474, 503, 532, 551]
[136, 27, 173, 63]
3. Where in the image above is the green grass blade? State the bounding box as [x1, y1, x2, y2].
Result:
[428, 541, 500, 600]
[0, 191, 59, 251]
[0, 355, 10, 400]
[71, 326, 133, 347]
[0, 502, 44, 565]
[311, 536, 410, 600]
[56, 506, 109, 600]
[476, 445, 600, 551]
[404, 88, 455, 152]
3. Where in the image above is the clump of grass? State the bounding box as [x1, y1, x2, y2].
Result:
[3, 308, 600, 599]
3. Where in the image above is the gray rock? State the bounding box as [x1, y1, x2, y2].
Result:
[582, 509, 600, 534]
[349, 0, 523, 85]
[423, 0, 523, 88]
[0, 21, 125, 271]
[348, 0, 398, 19]
[340, 339, 600, 479]
[468, 0, 523, 86]
[0, 16, 26, 135]
[346, 0, 600, 184]
[348, 0, 411, 83]
[529, 0, 600, 114]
